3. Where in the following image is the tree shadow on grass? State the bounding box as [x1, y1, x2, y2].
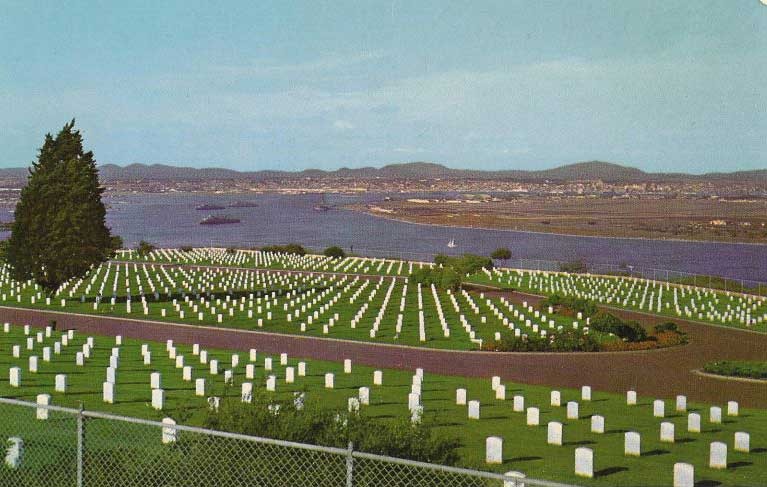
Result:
[563, 440, 595, 446]
[728, 461, 752, 469]
[595, 466, 628, 477]
[507, 456, 542, 462]
[694, 480, 722, 487]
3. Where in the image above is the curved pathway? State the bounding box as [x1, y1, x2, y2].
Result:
[2, 297, 766, 407]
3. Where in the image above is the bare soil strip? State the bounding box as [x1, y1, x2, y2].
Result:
[2, 298, 765, 407]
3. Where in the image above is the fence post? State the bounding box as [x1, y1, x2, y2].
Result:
[346, 441, 354, 487]
[77, 404, 84, 487]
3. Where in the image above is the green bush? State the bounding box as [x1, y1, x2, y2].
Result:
[540, 293, 598, 317]
[323, 246, 346, 259]
[703, 361, 767, 379]
[409, 267, 461, 290]
[653, 321, 678, 333]
[204, 390, 461, 465]
[260, 243, 307, 255]
[136, 240, 156, 257]
[491, 329, 600, 352]
[559, 259, 587, 273]
[179, 245, 194, 252]
[490, 247, 512, 260]
[589, 312, 647, 342]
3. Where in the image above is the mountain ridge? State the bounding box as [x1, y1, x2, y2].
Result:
[0, 161, 764, 182]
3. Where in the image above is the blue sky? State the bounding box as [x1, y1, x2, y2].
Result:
[1, 1, 765, 173]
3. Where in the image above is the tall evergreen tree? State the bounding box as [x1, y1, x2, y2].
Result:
[7, 120, 113, 293]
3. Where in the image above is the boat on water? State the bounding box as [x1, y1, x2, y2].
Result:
[447, 239, 457, 248]
[227, 201, 259, 208]
[199, 215, 241, 225]
[196, 204, 226, 211]
[313, 193, 331, 211]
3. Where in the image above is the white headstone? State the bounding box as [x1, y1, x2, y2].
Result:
[495, 385, 506, 400]
[182, 366, 192, 381]
[266, 375, 276, 391]
[103, 382, 115, 403]
[491, 376, 501, 391]
[624, 432, 641, 457]
[106, 367, 117, 384]
[241, 382, 253, 403]
[9, 367, 21, 387]
[526, 407, 540, 426]
[673, 463, 694, 487]
[591, 415, 604, 434]
[28, 356, 38, 373]
[359, 387, 370, 405]
[675, 395, 687, 412]
[373, 370, 383, 385]
[348, 397, 360, 413]
[653, 399, 665, 418]
[513, 396, 525, 413]
[660, 422, 675, 443]
[468, 400, 480, 420]
[709, 442, 727, 470]
[150, 372, 161, 390]
[456, 388, 467, 405]
[485, 436, 503, 464]
[734, 432, 750, 453]
[503, 471, 526, 487]
[324, 373, 334, 388]
[55, 374, 67, 393]
[550, 390, 561, 407]
[249, 348, 257, 361]
[344, 359, 352, 374]
[581, 386, 591, 401]
[687, 413, 701, 433]
[727, 401, 739, 417]
[298, 362, 307, 376]
[209, 360, 219, 375]
[264, 357, 272, 371]
[195, 378, 205, 396]
[408, 393, 421, 412]
[574, 447, 593, 478]
[161, 418, 177, 444]
[285, 367, 295, 383]
[280, 353, 288, 365]
[710, 406, 722, 424]
[245, 363, 255, 379]
[566, 401, 579, 420]
[151, 389, 164, 410]
[547, 422, 563, 446]
[36, 394, 51, 420]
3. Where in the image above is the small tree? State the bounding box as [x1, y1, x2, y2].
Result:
[490, 247, 512, 261]
[6, 120, 113, 293]
[323, 246, 345, 259]
[136, 240, 156, 257]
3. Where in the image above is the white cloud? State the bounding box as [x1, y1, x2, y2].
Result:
[333, 120, 355, 131]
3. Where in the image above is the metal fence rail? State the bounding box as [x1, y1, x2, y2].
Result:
[0, 397, 576, 487]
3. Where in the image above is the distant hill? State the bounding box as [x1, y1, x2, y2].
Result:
[2, 161, 765, 183]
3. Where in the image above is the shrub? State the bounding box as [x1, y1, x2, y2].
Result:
[559, 259, 587, 274]
[409, 267, 461, 291]
[654, 321, 678, 334]
[323, 246, 346, 259]
[225, 247, 237, 254]
[260, 243, 307, 255]
[489, 330, 600, 352]
[136, 240, 156, 257]
[179, 245, 194, 252]
[490, 248, 512, 261]
[589, 312, 647, 342]
[204, 390, 461, 465]
[540, 293, 597, 317]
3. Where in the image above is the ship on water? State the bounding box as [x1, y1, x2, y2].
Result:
[313, 193, 331, 211]
[199, 215, 241, 225]
[227, 201, 259, 208]
[195, 204, 226, 211]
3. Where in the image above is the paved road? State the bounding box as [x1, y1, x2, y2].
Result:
[2, 295, 765, 407]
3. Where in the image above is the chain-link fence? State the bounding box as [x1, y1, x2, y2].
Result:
[0, 398, 575, 487]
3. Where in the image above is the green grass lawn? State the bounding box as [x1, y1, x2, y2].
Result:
[0, 263, 611, 351]
[0, 324, 764, 486]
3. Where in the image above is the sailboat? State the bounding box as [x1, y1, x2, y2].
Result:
[447, 239, 457, 248]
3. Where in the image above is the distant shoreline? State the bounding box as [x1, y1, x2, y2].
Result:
[343, 206, 767, 247]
